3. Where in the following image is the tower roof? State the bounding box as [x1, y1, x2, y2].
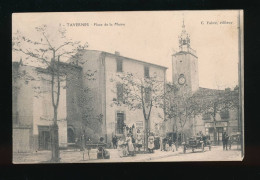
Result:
[178, 17, 190, 48]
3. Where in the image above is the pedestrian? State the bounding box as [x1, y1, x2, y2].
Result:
[135, 129, 143, 152]
[160, 136, 163, 151]
[126, 133, 135, 156]
[97, 137, 110, 159]
[168, 137, 173, 151]
[112, 136, 118, 149]
[117, 137, 124, 158]
[222, 132, 228, 151]
[148, 132, 155, 153]
[81, 134, 85, 151]
[165, 137, 169, 151]
[85, 137, 92, 160]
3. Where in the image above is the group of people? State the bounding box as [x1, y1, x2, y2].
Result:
[113, 129, 146, 158]
[160, 136, 175, 152]
[117, 134, 135, 157]
[84, 136, 110, 160]
[222, 131, 230, 151]
[112, 130, 158, 157]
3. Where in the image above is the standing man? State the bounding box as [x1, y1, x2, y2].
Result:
[222, 132, 228, 150]
[168, 137, 173, 151]
[135, 129, 143, 152]
[112, 136, 118, 149]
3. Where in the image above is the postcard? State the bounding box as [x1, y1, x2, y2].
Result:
[12, 10, 244, 163]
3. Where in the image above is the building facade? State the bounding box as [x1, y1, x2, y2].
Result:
[68, 50, 167, 144]
[12, 61, 67, 153]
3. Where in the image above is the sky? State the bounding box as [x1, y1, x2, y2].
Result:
[12, 10, 242, 90]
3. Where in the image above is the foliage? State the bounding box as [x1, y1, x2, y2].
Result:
[111, 72, 165, 123]
[12, 24, 88, 162]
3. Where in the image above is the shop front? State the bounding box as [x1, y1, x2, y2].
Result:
[205, 121, 228, 145]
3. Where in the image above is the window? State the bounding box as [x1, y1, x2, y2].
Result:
[220, 110, 230, 119]
[144, 87, 151, 103]
[116, 112, 124, 134]
[116, 58, 123, 72]
[116, 83, 124, 102]
[202, 113, 211, 120]
[144, 66, 149, 78]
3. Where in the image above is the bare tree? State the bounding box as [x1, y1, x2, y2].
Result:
[110, 72, 165, 151]
[12, 24, 88, 162]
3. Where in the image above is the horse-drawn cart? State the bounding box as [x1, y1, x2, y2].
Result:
[182, 135, 211, 153]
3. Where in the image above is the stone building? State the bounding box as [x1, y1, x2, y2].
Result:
[68, 50, 167, 144]
[12, 61, 67, 152]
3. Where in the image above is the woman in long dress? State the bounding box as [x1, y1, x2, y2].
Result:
[117, 137, 124, 158]
[148, 133, 155, 153]
[126, 133, 135, 156]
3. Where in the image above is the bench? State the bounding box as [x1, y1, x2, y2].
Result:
[83, 143, 107, 160]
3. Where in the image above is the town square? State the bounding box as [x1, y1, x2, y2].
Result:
[12, 11, 243, 163]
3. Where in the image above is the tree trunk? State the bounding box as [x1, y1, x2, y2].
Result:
[213, 117, 217, 146]
[144, 119, 149, 152]
[176, 128, 179, 151]
[51, 106, 60, 162]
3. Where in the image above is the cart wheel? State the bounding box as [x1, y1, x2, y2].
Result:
[202, 144, 204, 152]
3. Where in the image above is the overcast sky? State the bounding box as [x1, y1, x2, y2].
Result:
[12, 10, 242, 90]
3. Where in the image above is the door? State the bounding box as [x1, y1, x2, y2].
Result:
[38, 126, 51, 150]
[67, 128, 75, 143]
[217, 127, 223, 145]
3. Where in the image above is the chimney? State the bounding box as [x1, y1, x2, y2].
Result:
[19, 57, 23, 65]
[115, 51, 120, 56]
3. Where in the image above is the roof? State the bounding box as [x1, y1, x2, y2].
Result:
[12, 61, 82, 75]
[193, 87, 237, 99]
[173, 51, 198, 58]
[80, 49, 168, 70]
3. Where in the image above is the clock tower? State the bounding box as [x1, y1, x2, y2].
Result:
[172, 19, 199, 94]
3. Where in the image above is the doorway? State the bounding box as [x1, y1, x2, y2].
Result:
[67, 128, 75, 143]
[38, 126, 51, 150]
[217, 127, 223, 145]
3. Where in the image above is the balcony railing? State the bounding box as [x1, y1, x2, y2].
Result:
[180, 46, 197, 56]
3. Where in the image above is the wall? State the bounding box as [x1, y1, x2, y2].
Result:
[66, 66, 84, 140]
[13, 64, 68, 152]
[69, 50, 105, 142]
[104, 53, 166, 143]
[194, 108, 239, 136]
[172, 52, 199, 93]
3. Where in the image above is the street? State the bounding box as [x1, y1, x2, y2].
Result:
[148, 146, 242, 162]
[13, 145, 242, 163]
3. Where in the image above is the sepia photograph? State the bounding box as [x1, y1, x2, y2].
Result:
[12, 10, 244, 163]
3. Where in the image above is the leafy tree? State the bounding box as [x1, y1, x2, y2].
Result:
[163, 83, 201, 148]
[12, 24, 88, 162]
[193, 87, 239, 145]
[111, 72, 165, 151]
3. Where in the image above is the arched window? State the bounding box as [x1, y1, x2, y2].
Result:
[67, 128, 75, 143]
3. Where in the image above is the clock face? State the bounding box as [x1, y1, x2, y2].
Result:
[178, 75, 186, 85]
